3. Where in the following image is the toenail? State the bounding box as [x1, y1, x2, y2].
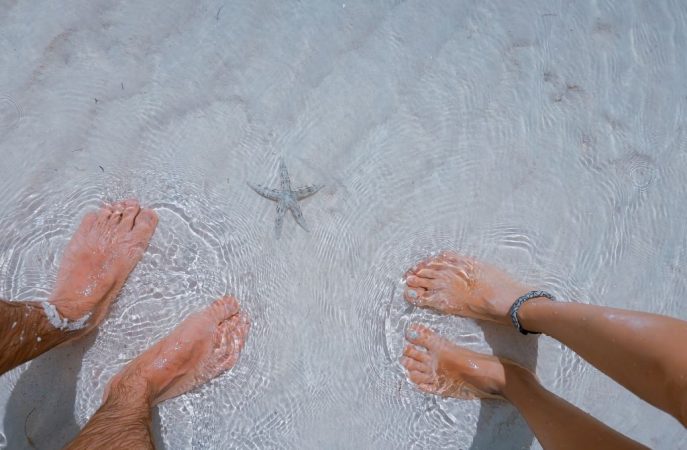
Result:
[407, 330, 419, 340]
[407, 289, 417, 299]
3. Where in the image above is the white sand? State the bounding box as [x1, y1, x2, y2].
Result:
[0, 0, 686, 448]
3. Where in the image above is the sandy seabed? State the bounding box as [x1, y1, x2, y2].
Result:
[0, 1, 686, 448]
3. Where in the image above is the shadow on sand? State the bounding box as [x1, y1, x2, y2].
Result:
[467, 321, 538, 450]
[3, 333, 97, 450]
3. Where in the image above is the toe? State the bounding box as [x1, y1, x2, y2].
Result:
[109, 201, 128, 224]
[405, 324, 438, 349]
[401, 357, 430, 373]
[438, 250, 461, 262]
[217, 313, 249, 371]
[117, 202, 141, 232]
[417, 383, 435, 393]
[403, 344, 430, 363]
[209, 295, 240, 322]
[406, 275, 438, 289]
[235, 312, 250, 339]
[121, 198, 139, 208]
[404, 286, 427, 305]
[229, 313, 250, 352]
[430, 253, 473, 271]
[131, 208, 158, 237]
[415, 268, 442, 279]
[405, 256, 431, 277]
[408, 370, 433, 385]
[96, 205, 113, 225]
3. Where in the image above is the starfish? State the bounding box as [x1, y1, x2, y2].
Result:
[248, 158, 324, 239]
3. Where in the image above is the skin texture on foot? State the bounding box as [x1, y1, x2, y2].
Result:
[400, 323, 522, 400]
[404, 251, 531, 325]
[49, 199, 158, 334]
[0, 200, 157, 374]
[105, 296, 250, 406]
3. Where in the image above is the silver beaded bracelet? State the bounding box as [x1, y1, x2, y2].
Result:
[509, 290, 555, 335]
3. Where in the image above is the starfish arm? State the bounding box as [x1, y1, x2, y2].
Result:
[247, 182, 280, 201]
[288, 201, 309, 232]
[279, 158, 292, 192]
[274, 199, 286, 239]
[294, 184, 324, 201]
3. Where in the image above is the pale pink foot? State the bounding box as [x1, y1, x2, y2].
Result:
[106, 296, 250, 405]
[404, 251, 531, 325]
[401, 324, 526, 400]
[48, 200, 158, 333]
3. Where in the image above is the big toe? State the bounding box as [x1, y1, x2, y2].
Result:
[208, 295, 241, 322]
[404, 286, 427, 306]
[215, 313, 250, 370]
[226, 313, 250, 348]
[131, 208, 158, 238]
[79, 211, 99, 231]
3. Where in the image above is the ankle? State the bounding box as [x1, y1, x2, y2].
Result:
[105, 371, 155, 411]
[480, 283, 534, 326]
[515, 297, 554, 334]
[500, 361, 539, 401]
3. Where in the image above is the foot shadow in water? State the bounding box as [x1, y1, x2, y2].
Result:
[468, 322, 538, 450]
[3, 333, 97, 450]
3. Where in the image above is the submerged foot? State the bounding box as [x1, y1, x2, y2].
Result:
[106, 296, 250, 405]
[400, 324, 525, 399]
[48, 200, 158, 333]
[404, 251, 530, 325]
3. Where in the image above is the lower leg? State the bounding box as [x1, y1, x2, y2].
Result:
[0, 299, 74, 374]
[501, 362, 649, 450]
[66, 296, 249, 448]
[65, 373, 155, 450]
[404, 252, 687, 425]
[401, 325, 648, 450]
[518, 299, 687, 425]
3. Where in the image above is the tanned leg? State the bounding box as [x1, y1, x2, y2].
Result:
[0, 299, 78, 372]
[404, 251, 687, 426]
[0, 200, 157, 375]
[401, 324, 648, 450]
[66, 296, 250, 450]
[518, 299, 687, 426]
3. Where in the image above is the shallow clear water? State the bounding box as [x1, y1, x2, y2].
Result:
[1, 0, 686, 448]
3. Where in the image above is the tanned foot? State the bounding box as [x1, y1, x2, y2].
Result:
[403, 251, 531, 325]
[400, 324, 530, 399]
[106, 296, 250, 406]
[48, 200, 158, 335]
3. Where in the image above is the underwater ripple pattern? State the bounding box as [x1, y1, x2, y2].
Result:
[0, 0, 686, 449]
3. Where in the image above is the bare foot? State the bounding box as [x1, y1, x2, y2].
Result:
[400, 324, 528, 399]
[106, 296, 250, 406]
[403, 251, 531, 325]
[48, 200, 158, 333]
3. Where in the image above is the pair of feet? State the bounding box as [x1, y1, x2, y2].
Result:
[400, 252, 536, 399]
[49, 200, 249, 406]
